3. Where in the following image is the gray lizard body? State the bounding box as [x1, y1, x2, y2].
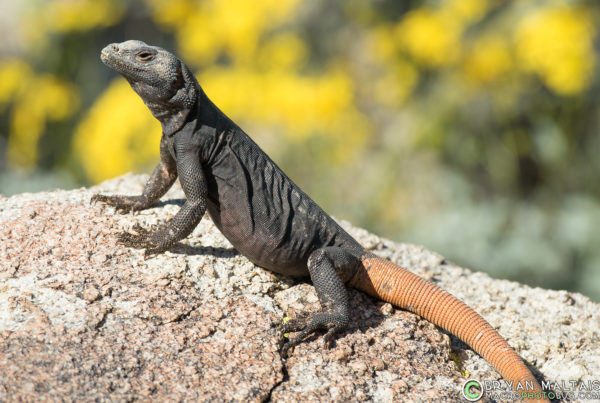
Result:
[175, 108, 363, 276]
[92, 40, 547, 401]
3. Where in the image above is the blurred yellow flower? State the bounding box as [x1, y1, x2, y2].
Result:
[200, 66, 363, 142]
[397, 8, 462, 68]
[69, 0, 373, 181]
[0, 59, 32, 107]
[442, 0, 489, 25]
[258, 34, 307, 71]
[45, 0, 125, 31]
[166, 0, 300, 67]
[370, 26, 397, 62]
[72, 79, 161, 182]
[369, 27, 418, 107]
[463, 35, 512, 85]
[373, 61, 418, 108]
[144, 0, 196, 28]
[515, 6, 596, 95]
[7, 75, 79, 168]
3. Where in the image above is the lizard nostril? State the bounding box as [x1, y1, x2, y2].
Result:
[111, 44, 119, 52]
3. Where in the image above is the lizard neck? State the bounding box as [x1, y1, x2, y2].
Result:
[140, 61, 200, 136]
[145, 100, 192, 136]
[143, 83, 199, 136]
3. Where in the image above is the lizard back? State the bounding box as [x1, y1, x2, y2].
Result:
[172, 101, 363, 276]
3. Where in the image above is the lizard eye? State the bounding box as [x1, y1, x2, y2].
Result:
[136, 51, 155, 62]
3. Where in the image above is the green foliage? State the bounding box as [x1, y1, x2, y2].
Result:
[0, 0, 598, 300]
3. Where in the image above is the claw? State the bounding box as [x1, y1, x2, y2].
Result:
[279, 316, 311, 356]
[279, 332, 296, 357]
[117, 224, 167, 257]
[114, 203, 134, 214]
[278, 311, 348, 357]
[143, 247, 164, 259]
[117, 233, 135, 246]
[118, 224, 150, 246]
[91, 194, 107, 205]
[280, 341, 291, 358]
[279, 331, 306, 357]
[281, 314, 310, 334]
[131, 223, 145, 232]
[322, 328, 338, 345]
[90, 194, 145, 214]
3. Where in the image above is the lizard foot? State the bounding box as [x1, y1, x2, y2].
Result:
[118, 224, 168, 257]
[91, 193, 147, 213]
[280, 312, 348, 357]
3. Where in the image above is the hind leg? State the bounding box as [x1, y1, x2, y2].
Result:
[281, 247, 362, 355]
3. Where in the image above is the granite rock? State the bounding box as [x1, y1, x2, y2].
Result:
[0, 174, 598, 402]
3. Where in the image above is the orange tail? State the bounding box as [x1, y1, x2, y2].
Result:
[351, 256, 548, 402]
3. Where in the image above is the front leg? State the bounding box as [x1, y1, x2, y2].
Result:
[119, 141, 208, 256]
[281, 247, 362, 355]
[92, 135, 177, 213]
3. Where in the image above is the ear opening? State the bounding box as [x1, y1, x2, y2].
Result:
[162, 61, 198, 136]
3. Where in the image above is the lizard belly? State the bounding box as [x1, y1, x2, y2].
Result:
[206, 194, 312, 277]
[201, 131, 353, 277]
[204, 155, 337, 276]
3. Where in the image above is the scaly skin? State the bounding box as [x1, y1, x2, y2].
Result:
[356, 257, 547, 400]
[93, 40, 549, 401]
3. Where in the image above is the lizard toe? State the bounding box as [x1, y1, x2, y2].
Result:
[143, 245, 168, 259]
[281, 314, 311, 334]
[117, 227, 151, 247]
[90, 194, 101, 204]
[279, 311, 349, 356]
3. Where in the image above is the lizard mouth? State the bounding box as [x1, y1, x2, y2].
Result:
[101, 51, 145, 75]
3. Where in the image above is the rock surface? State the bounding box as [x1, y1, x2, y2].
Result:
[0, 174, 598, 402]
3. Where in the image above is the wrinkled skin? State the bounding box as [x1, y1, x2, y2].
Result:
[91, 44, 550, 400]
[93, 40, 367, 351]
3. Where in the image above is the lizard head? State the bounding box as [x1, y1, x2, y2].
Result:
[101, 40, 198, 136]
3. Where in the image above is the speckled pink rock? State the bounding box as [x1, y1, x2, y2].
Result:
[0, 175, 598, 402]
[0, 192, 282, 401]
